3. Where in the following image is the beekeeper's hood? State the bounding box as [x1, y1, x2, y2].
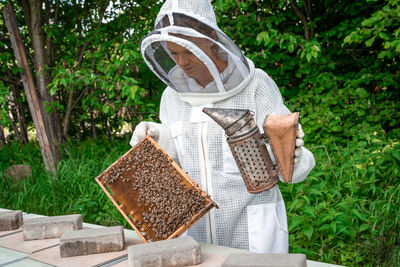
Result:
[140, 0, 254, 105]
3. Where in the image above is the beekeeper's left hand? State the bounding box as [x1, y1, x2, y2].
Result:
[294, 126, 304, 164]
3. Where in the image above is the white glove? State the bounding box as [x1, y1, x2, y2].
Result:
[129, 121, 160, 147]
[294, 126, 304, 164]
[129, 121, 179, 163]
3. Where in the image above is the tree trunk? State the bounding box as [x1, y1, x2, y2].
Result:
[3, 4, 57, 175]
[105, 118, 113, 142]
[7, 106, 22, 142]
[90, 110, 97, 139]
[79, 116, 86, 139]
[0, 125, 5, 146]
[13, 85, 29, 144]
[62, 87, 74, 139]
[7, 68, 28, 144]
[76, 121, 82, 141]
[21, 0, 63, 151]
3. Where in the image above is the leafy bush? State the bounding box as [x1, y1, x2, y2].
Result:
[281, 138, 400, 265]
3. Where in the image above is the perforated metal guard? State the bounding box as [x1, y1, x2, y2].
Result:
[95, 136, 218, 242]
[227, 127, 279, 193]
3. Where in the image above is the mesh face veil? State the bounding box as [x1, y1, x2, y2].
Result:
[140, 8, 250, 94]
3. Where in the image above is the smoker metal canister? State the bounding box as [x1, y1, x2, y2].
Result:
[203, 108, 279, 193]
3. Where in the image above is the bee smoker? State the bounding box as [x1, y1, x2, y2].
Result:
[203, 108, 299, 194]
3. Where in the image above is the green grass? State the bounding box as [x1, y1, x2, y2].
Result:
[0, 137, 132, 228]
[0, 135, 399, 266]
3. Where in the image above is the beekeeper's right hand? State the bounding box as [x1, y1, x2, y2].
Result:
[129, 121, 179, 164]
[129, 121, 160, 147]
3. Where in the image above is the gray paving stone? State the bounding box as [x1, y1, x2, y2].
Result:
[59, 225, 125, 258]
[128, 236, 201, 267]
[22, 214, 82, 240]
[221, 253, 307, 267]
[0, 210, 23, 231]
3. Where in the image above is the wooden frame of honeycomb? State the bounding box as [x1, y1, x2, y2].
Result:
[95, 136, 218, 242]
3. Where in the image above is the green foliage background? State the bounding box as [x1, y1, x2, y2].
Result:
[0, 0, 399, 266]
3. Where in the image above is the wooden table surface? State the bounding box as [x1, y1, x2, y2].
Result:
[0, 208, 342, 267]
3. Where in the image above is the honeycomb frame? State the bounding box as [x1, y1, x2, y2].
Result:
[95, 135, 218, 242]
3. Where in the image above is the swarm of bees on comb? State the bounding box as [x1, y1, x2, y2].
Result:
[96, 136, 217, 242]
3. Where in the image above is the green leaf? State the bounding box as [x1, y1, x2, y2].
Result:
[318, 224, 331, 232]
[378, 51, 387, 58]
[50, 87, 57, 96]
[343, 34, 353, 44]
[311, 45, 320, 52]
[330, 221, 337, 234]
[365, 36, 376, 47]
[378, 32, 390, 40]
[303, 207, 316, 218]
[306, 53, 312, 62]
[102, 105, 110, 114]
[289, 216, 303, 231]
[288, 198, 302, 211]
[356, 88, 369, 98]
[303, 225, 314, 240]
[359, 224, 370, 232]
[352, 209, 367, 222]
[288, 43, 294, 53]
[393, 150, 400, 161]
[362, 16, 380, 26]
[312, 50, 318, 59]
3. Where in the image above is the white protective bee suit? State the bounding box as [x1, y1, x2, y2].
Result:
[133, 0, 316, 253]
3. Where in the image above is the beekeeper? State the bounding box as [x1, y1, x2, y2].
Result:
[130, 0, 315, 253]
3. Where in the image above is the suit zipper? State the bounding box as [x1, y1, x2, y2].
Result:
[199, 122, 213, 244]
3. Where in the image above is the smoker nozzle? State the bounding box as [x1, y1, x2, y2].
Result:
[202, 108, 257, 137]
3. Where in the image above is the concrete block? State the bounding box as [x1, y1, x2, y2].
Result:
[0, 210, 23, 231]
[128, 236, 201, 267]
[23, 214, 82, 240]
[59, 226, 125, 258]
[221, 253, 307, 267]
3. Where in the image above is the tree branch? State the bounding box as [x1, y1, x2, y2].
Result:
[76, 0, 110, 68]
[71, 86, 88, 110]
[290, 1, 310, 41]
[302, 0, 314, 38]
[0, 76, 22, 87]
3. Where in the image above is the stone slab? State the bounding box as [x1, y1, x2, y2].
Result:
[128, 236, 201, 267]
[28, 236, 142, 267]
[20, 213, 46, 220]
[307, 261, 344, 267]
[201, 242, 251, 257]
[23, 214, 82, 240]
[0, 212, 43, 238]
[0, 231, 59, 254]
[0, 228, 22, 238]
[0, 210, 23, 231]
[221, 253, 307, 267]
[60, 225, 125, 257]
[2, 258, 54, 267]
[4, 164, 32, 181]
[113, 252, 226, 267]
[0, 246, 28, 265]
